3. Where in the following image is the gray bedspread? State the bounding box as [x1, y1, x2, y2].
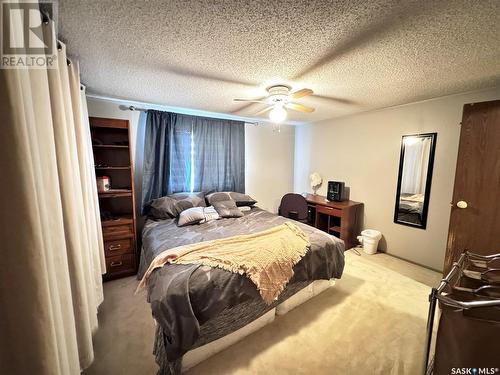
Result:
[139, 207, 345, 364]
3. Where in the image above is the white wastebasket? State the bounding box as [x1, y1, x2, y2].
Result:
[357, 229, 382, 255]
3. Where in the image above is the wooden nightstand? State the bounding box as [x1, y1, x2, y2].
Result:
[305, 194, 363, 250]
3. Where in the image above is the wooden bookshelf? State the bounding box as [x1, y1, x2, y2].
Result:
[90, 117, 137, 280]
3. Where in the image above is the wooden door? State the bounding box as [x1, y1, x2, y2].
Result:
[444, 100, 500, 274]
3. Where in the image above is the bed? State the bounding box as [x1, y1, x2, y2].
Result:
[138, 207, 345, 374]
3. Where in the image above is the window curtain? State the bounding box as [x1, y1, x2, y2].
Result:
[170, 115, 193, 193]
[0, 9, 105, 375]
[141, 110, 175, 206]
[191, 116, 245, 193]
[141, 111, 245, 209]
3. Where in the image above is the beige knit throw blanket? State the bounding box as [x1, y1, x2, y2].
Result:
[137, 222, 310, 304]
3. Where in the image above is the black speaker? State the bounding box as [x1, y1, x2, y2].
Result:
[327, 181, 345, 201]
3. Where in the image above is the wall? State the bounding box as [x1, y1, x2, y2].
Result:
[86, 97, 295, 219]
[245, 123, 295, 213]
[294, 87, 500, 271]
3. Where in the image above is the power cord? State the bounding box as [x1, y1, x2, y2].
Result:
[350, 247, 362, 256]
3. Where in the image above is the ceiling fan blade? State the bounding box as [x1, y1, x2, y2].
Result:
[286, 102, 315, 113]
[233, 98, 268, 103]
[290, 88, 313, 99]
[255, 106, 273, 116]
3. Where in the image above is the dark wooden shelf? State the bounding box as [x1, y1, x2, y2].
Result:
[101, 215, 134, 227]
[98, 190, 132, 198]
[93, 144, 129, 149]
[329, 226, 341, 232]
[95, 166, 131, 170]
[90, 117, 129, 129]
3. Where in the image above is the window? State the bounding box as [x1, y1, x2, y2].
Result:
[142, 111, 245, 209]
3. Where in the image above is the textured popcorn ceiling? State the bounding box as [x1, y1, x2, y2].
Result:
[58, 0, 500, 124]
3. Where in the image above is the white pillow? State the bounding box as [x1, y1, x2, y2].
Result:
[200, 206, 220, 223]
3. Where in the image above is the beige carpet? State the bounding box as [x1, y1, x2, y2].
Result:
[84, 251, 441, 375]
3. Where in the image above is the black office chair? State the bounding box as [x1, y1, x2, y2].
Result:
[278, 193, 308, 223]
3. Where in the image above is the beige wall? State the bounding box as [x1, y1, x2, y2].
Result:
[294, 87, 500, 271]
[86, 97, 295, 217]
[245, 123, 295, 213]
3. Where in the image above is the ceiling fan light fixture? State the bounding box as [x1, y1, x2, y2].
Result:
[234, 84, 314, 121]
[269, 104, 287, 123]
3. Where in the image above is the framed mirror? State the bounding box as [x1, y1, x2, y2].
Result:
[394, 133, 437, 229]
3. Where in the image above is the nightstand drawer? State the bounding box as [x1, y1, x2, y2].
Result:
[104, 238, 133, 257]
[102, 223, 133, 238]
[317, 205, 342, 217]
[105, 254, 135, 276]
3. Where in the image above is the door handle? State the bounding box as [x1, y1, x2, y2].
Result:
[456, 201, 468, 209]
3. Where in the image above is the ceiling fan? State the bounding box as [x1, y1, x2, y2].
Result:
[234, 85, 315, 123]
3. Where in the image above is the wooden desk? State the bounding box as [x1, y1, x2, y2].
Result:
[305, 194, 363, 250]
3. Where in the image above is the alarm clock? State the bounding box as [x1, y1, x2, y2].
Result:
[327, 181, 345, 202]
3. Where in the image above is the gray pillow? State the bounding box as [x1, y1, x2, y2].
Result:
[205, 192, 231, 205]
[177, 207, 205, 227]
[212, 200, 244, 218]
[149, 192, 206, 219]
[229, 192, 257, 206]
[206, 192, 257, 207]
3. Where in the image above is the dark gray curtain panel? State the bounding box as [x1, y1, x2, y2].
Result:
[191, 116, 245, 193]
[169, 116, 192, 193]
[142, 110, 245, 211]
[141, 110, 175, 210]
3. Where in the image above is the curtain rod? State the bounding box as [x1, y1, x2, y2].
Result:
[41, 10, 73, 67]
[128, 105, 147, 112]
[127, 106, 259, 125]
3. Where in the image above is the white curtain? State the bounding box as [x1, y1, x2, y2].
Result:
[0, 5, 105, 375]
